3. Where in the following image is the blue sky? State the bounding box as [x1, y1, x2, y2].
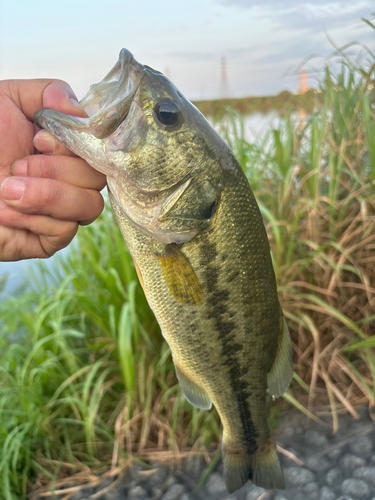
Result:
[1, 0, 374, 100]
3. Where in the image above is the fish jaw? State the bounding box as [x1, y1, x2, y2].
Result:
[80, 48, 143, 139]
[33, 48, 144, 178]
[34, 109, 113, 177]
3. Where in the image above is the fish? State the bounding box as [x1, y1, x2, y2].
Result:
[34, 49, 293, 494]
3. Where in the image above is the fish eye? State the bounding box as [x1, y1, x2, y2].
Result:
[155, 100, 180, 127]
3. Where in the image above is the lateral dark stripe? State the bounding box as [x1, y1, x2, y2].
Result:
[199, 238, 258, 454]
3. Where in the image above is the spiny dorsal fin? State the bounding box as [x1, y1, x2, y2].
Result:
[174, 363, 212, 410]
[156, 244, 204, 306]
[267, 314, 293, 400]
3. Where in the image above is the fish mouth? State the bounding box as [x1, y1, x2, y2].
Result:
[80, 48, 143, 139]
[34, 49, 143, 143]
[33, 49, 144, 178]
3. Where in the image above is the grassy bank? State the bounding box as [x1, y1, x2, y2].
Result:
[193, 88, 321, 121]
[1, 42, 375, 499]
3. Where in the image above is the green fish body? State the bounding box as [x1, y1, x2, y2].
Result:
[34, 49, 293, 493]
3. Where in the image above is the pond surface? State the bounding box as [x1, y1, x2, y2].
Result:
[0, 248, 70, 295]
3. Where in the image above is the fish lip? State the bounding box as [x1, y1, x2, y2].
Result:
[79, 48, 143, 138]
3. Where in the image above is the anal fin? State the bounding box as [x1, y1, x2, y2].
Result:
[267, 314, 293, 399]
[174, 363, 212, 410]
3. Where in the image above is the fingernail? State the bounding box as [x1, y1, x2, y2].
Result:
[0, 199, 6, 210]
[11, 159, 28, 176]
[70, 97, 85, 112]
[34, 130, 55, 154]
[0, 178, 25, 201]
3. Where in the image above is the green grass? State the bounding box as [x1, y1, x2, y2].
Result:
[1, 30, 375, 500]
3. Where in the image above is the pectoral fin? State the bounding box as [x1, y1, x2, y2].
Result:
[156, 244, 204, 306]
[174, 363, 212, 410]
[267, 314, 293, 399]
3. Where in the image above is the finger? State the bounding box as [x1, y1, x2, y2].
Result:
[0, 176, 104, 224]
[34, 130, 80, 157]
[5, 79, 86, 122]
[42, 80, 87, 118]
[34, 80, 89, 155]
[0, 205, 78, 260]
[12, 155, 106, 191]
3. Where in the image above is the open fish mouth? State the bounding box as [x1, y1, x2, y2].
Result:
[34, 49, 143, 143]
[80, 48, 143, 139]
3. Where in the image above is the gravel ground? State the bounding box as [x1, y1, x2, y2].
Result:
[34, 407, 375, 500]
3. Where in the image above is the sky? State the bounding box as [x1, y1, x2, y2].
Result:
[0, 0, 374, 101]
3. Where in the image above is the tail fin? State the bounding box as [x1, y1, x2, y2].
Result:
[222, 438, 284, 494]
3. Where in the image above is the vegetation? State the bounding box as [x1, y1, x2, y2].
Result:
[0, 33, 374, 500]
[193, 88, 321, 121]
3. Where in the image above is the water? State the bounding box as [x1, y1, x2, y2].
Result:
[238, 111, 280, 142]
[0, 259, 31, 294]
[0, 248, 70, 296]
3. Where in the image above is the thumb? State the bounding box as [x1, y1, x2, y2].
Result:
[5, 79, 87, 121]
[42, 80, 87, 118]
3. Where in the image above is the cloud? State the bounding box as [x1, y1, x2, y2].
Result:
[214, 0, 373, 32]
[282, 3, 372, 31]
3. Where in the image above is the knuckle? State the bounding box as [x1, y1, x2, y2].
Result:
[54, 221, 78, 242]
[92, 191, 105, 216]
[36, 179, 63, 208]
[88, 192, 105, 221]
[43, 222, 78, 254]
[78, 192, 104, 226]
[27, 155, 58, 179]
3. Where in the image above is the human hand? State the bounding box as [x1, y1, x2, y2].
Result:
[0, 79, 106, 261]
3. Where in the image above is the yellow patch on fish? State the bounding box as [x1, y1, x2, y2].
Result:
[156, 244, 204, 306]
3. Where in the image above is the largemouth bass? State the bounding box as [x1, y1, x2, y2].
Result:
[34, 49, 293, 494]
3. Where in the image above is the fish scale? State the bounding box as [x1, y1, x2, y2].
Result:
[34, 48, 294, 494]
